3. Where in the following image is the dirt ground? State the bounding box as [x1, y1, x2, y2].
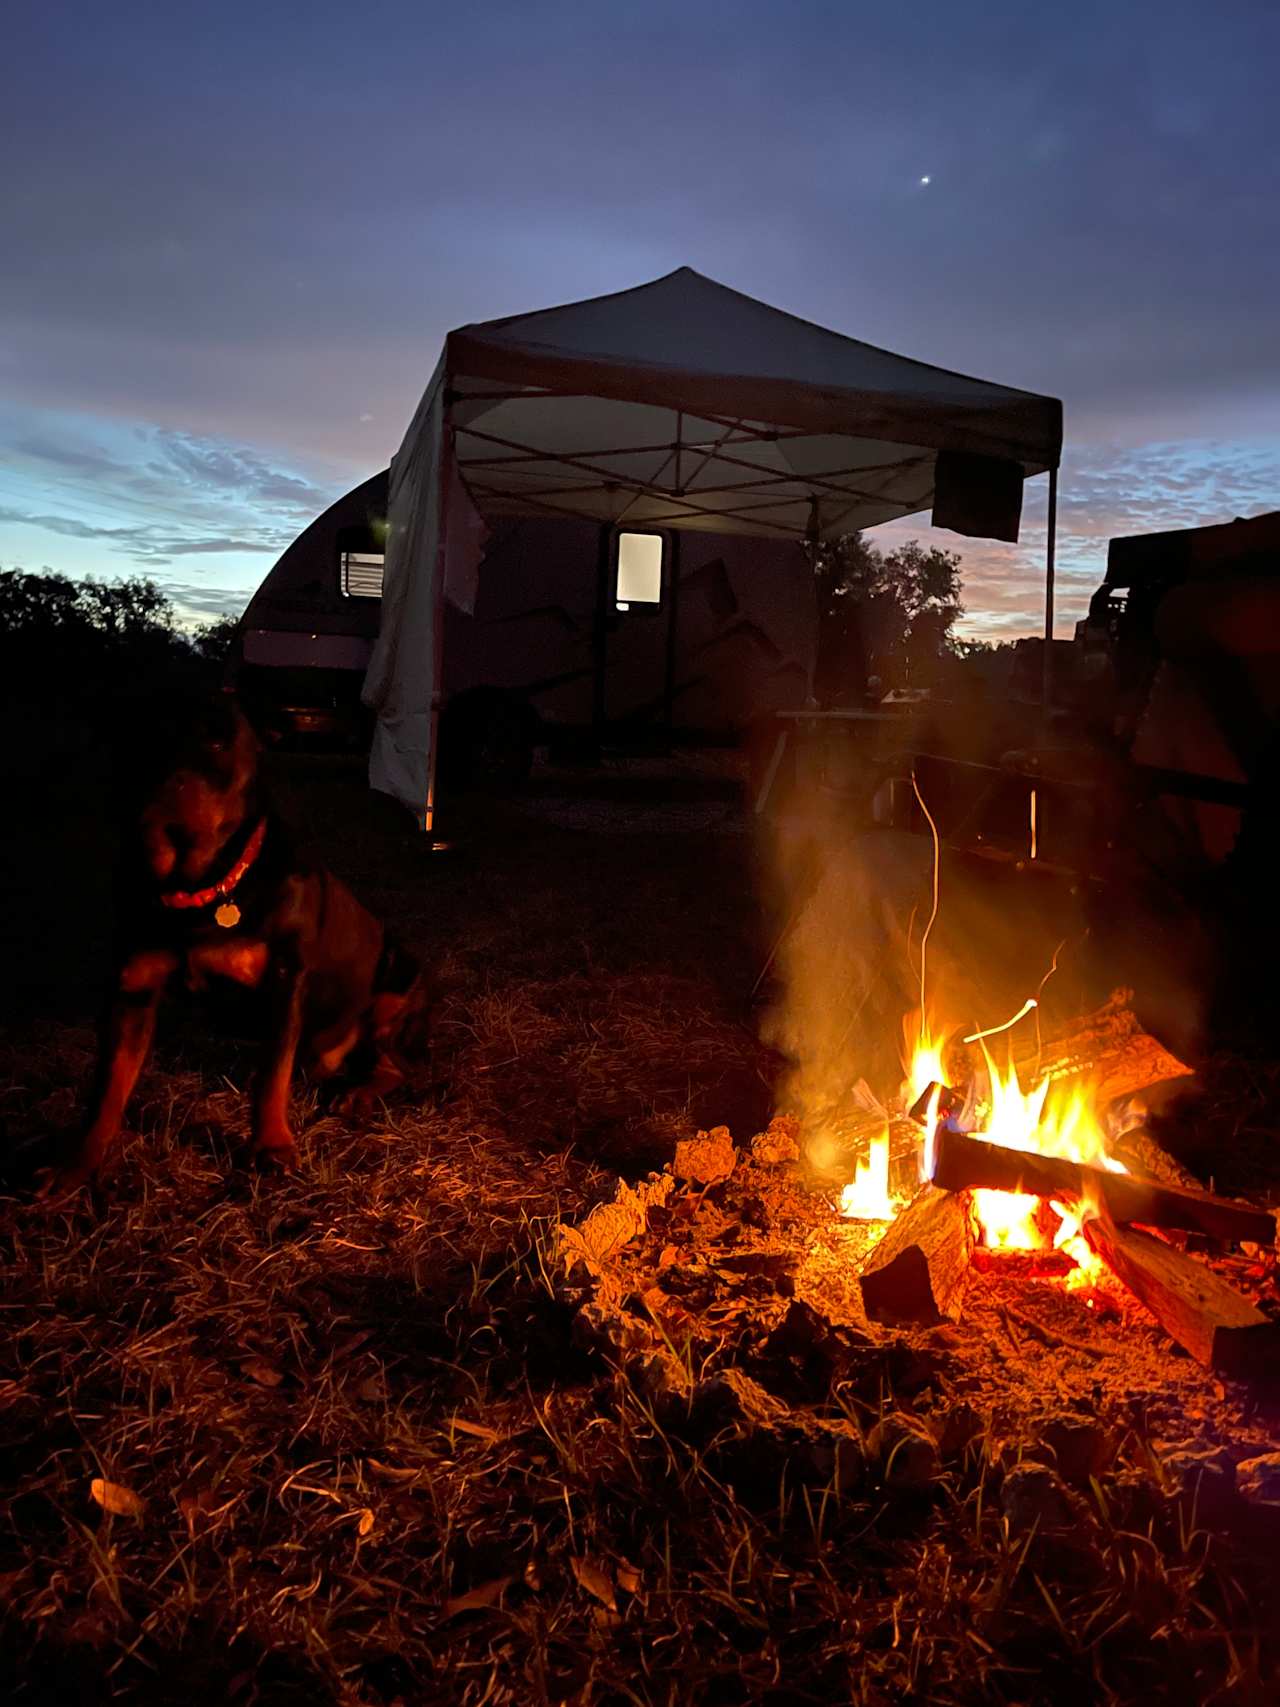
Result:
[2, 745, 1280, 1705]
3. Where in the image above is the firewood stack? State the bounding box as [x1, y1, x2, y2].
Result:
[857, 993, 1280, 1379]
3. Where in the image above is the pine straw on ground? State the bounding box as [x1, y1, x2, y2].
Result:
[1, 756, 1279, 1704]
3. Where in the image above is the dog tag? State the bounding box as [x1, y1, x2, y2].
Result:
[215, 902, 241, 929]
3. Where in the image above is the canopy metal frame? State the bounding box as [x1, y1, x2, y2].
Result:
[369, 272, 1063, 827]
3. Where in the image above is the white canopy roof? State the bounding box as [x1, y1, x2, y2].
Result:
[447, 267, 1060, 540]
[364, 268, 1062, 820]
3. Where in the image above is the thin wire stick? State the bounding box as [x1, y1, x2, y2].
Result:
[910, 771, 940, 1026]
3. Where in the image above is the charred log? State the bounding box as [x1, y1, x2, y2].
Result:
[931, 1127, 1275, 1247]
[1082, 1216, 1280, 1378]
[858, 1184, 973, 1325]
[1106, 1124, 1203, 1194]
[955, 989, 1191, 1106]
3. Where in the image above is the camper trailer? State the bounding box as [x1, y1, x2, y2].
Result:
[234, 469, 818, 774]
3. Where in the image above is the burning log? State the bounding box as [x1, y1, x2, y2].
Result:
[1107, 1124, 1203, 1194]
[970, 1246, 1075, 1280]
[931, 1127, 1276, 1247]
[858, 1184, 973, 1325]
[1081, 1216, 1280, 1378]
[956, 989, 1191, 1107]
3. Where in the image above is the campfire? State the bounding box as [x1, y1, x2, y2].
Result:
[552, 987, 1279, 1424]
[832, 992, 1279, 1378]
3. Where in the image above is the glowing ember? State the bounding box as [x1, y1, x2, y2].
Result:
[973, 1187, 1042, 1250]
[838, 1124, 899, 1220]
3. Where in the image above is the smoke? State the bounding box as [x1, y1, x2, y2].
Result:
[756, 754, 1102, 1148]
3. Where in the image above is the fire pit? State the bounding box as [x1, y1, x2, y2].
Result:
[550, 990, 1280, 1525]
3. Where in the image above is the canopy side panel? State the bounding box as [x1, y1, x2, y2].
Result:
[363, 357, 447, 820]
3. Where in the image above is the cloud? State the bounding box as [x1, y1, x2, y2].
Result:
[0, 411, 344, 602]
[144, 430, 330, 516]
[873, 437, 1279, 639]
[0, 504, 287, 563]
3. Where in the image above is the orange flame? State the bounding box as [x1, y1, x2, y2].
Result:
[838, 1123, 901, 1221]
[905, 1025, 1123, 1287]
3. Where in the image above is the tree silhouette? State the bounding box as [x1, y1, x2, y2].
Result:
[811, 532, 963, 700]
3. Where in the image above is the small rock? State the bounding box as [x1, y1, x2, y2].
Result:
[625, 1347, 692, 1407]
[1000, 1462, 1076, 1535]
[692, 1368, 787, 1433]
[933, 1401, 985, 1460]
[572, 1299, 649, 1360]
[796, 1418, 865, 1494]
[1159, 1448, 1237, 1521]
[750, 1117, 801, 1166]
[1100, 1468, 1161, 1528]
[1235, 1452, 1280, 1508]
[1037, 1414, 1116, 1487]
[673, 1127, 736, 1186]
[763, 1300, 872, 1396]
[867, 1415, 940, 1489]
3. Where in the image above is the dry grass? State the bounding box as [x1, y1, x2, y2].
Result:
[1, 752, 1279, 1703]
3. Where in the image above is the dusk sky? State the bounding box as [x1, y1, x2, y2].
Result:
[3, 1, 1276, 637]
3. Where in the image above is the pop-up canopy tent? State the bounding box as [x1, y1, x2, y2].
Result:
[364, 268, 1062, 823]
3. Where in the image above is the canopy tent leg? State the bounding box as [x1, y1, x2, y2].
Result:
[423, 427, 454, 836]
[662, 529, 682, 733]
[1042, 465, 1058, 711]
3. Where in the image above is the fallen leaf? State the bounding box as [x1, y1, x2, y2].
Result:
[332, 1330, 374, 1360]
[571, 1556, 617, 1611]
[366, 1458, 421, 1483]
[90, 1478, 144, 1519]
[357, 1376, 385, 1403]
[241, 1359, 284, 1388]
[443, 1575, 512, 1618]
[615, 1558, 642, 1595]
[450, 1416, 500, 1443]
[357, 1508, 375, 1537]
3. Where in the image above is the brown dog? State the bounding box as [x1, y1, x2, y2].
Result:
[39, 694, 430, 1197]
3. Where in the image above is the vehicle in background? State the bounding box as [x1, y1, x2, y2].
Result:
[232, 469, 818, 783]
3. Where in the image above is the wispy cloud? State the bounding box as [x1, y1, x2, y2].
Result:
[875, 437, 1279, 640]
[0, 408, 348, 610]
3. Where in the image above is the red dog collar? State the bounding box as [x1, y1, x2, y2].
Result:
[160, 818, 267, 918]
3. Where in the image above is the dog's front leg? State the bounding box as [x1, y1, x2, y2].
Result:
[38, 949, 177, 1200]
[253, 948, 306, 1170]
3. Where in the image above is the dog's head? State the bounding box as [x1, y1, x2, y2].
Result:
[127, 694, 263, 886]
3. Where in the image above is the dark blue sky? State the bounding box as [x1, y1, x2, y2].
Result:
[2, 0, 1276, 633]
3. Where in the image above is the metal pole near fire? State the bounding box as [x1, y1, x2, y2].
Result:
[1042, 466, 1058, 713]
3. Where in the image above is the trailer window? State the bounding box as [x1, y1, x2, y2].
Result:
[340, 551, 385, 598]
[615, 532, 663, 611]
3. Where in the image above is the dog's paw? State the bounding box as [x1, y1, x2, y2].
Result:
[254, 1142, 299, 1175]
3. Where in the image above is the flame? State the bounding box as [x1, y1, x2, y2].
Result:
[907, 1020, 946, 1104]
[904, 1014, 1121, 1287]
[964, 1044, 1123, 1282]
[838, 1124, 899, 1220]
[905, 1016, 947, 1182]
